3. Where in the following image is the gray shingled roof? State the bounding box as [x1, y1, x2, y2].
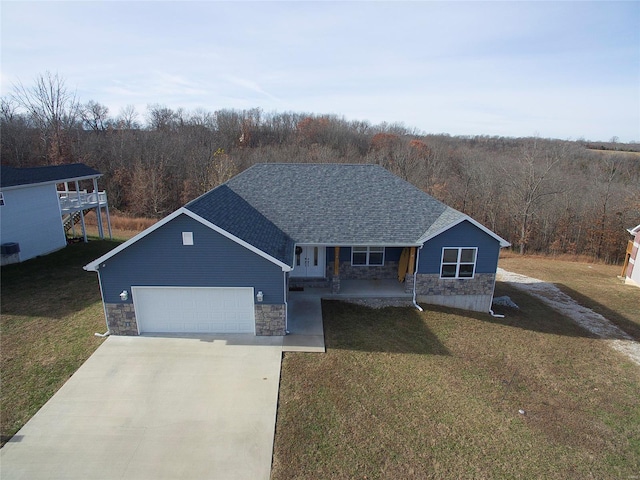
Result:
[0, 163, 101, 188]
[185, 164, 470, 264]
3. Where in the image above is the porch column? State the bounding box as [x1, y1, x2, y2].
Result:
[408, 247, 416, 274]
[332, 247, 341, 294]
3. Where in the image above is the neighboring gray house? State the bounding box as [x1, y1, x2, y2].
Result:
[622, 224, 640, 288]
[84, 164, 510, 336]
[0, 163, 111, 265]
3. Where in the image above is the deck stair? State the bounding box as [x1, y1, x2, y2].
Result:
[63, 209, 91, 235]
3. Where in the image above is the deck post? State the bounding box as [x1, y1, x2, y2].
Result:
[104, 194, 113, 240]
[334, 247, 340, 275]
[76, 181, 88, 243]
[93, 178, 104, 239]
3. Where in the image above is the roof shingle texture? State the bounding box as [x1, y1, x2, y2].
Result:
[186, 164, 466, 264]
[1, 163, 101, 188]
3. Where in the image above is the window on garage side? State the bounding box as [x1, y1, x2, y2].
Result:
[352, 246, 385, 266]
[440, 247, 477, 278]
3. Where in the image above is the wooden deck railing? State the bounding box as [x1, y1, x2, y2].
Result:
[58, 190, 108, 213]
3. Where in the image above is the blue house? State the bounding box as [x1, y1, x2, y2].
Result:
[84, 164, 510, 336]
[0, 163, 111, 265]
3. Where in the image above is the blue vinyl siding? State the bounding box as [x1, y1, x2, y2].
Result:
[418, 221, 501, 274]
[385, 247, 403, 262]
[98, 214, 284, 304]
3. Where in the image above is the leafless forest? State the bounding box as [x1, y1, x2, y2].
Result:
[2, 73, 639, 263]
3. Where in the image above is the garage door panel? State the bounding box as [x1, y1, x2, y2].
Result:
[132, 287, 255, 334]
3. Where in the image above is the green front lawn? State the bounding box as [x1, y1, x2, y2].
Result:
[3, 247, 639, 478]
[0, 240, 121, 445]
[272, 285, 640, 479]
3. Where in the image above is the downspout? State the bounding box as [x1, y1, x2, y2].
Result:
[92, 266, 112, 336]
[283, 270, 289, 334]
[488, 260, 505, 318]
[412, 245, 424, 312]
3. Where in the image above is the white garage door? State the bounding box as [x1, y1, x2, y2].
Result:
[132, 287, 255, 334]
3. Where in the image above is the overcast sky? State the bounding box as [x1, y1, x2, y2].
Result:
[1, 1, 639, 142]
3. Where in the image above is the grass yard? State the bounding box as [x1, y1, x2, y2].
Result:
[499, 254, 640, 341]
[0, 240, 121, 445]
[272, 284, 640, 479]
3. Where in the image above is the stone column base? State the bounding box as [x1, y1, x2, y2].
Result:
[331, 275, 341, 293]
[255, 304, 286, 335]
[404, 273, 415, 294]
[105, 303, 139, 335]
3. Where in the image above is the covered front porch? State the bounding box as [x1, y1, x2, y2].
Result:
[289, 245, 419, 294]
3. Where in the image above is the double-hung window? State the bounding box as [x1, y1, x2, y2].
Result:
[440, 247, 477, 278]
[352, 246, 385, 266]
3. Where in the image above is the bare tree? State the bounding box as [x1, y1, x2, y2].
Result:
[503, 138, 566, 254]
[1, 96, 35, 166]
[116, 105, 140, 129]
[11, 71, 80, 163]
[80, 100, 110, 132]
[147, 104, 177, 131]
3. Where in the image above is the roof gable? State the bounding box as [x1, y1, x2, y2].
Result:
[83, 208, 292, 272]
[0, 163, 101, 189]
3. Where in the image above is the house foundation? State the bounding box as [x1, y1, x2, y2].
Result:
[415, 273, 496, 312]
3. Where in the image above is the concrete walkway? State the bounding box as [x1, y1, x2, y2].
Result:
[0, 335, 284, 480]
[283, 290, 326, 353]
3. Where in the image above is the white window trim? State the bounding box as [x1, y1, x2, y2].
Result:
[351, 246, 385, 266]
[440, 247, 477, 279]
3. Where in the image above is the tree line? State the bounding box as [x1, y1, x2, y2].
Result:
[2, 72, 639, 263]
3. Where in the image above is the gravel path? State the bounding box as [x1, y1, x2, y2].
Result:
[497, 268, 640, 367]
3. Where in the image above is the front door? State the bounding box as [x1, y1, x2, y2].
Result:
[291, 246, 325, 278]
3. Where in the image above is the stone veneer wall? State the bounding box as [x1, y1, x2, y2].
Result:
[105, 303, 139, 335]
[255, 304, 286, 336]
[327, 261, 400, 280]
[415, 273, 496, 312]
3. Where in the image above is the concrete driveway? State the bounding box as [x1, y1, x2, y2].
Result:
[1, 334, 283, 480]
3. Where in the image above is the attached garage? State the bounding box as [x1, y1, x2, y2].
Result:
[132, 287, 255, 334]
